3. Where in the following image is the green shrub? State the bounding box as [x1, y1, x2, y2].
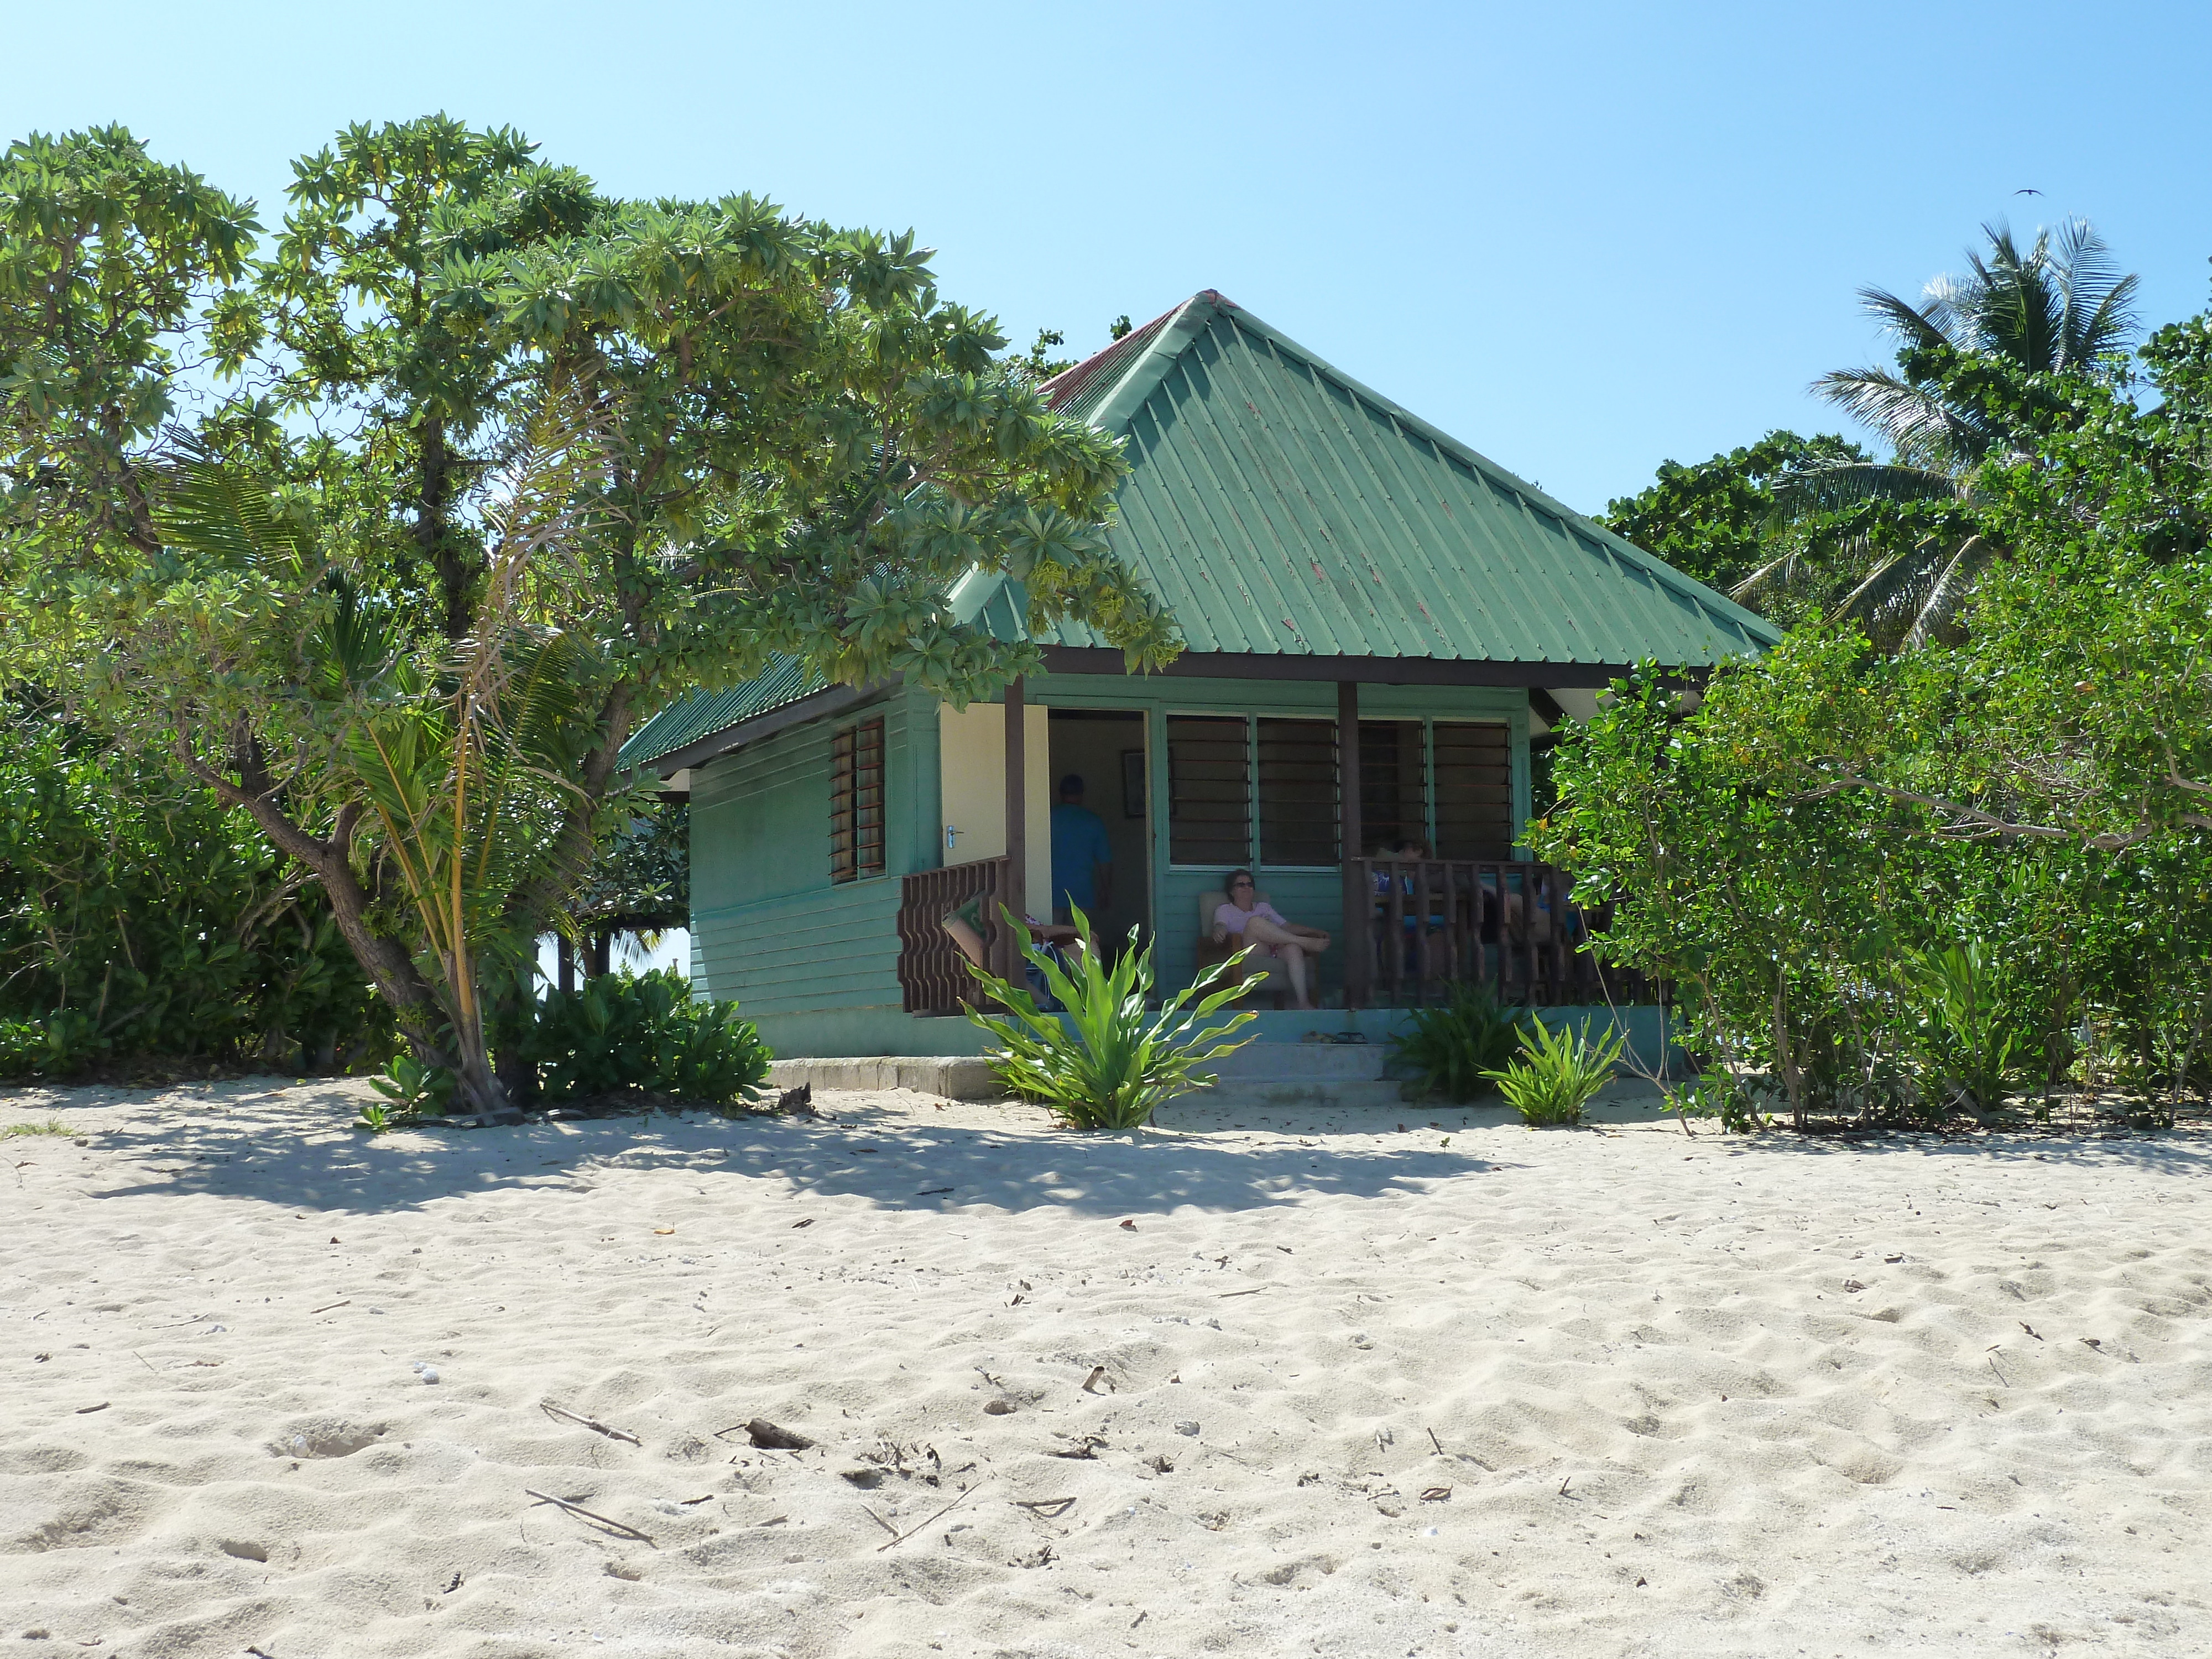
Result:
[1392, 983, 1532, 1102]
[363, 1053, 457, 1129]
[0, 1021, 44, 1082]
[1905, 942, 2027, 1117]
[966, 907, 1258, 1130]
[1484, 1016, 1629, 1127]
[0, 1010, 109, 1082]
[0, 706, 390, 1073]
[524, 968, 769, 1108]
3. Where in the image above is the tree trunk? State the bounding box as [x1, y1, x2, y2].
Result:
[556, 933, 575, 994]
[492, 974, 538, 1107]
[180, 734, 455, 1067]
[1772, 974, 1804, 1132]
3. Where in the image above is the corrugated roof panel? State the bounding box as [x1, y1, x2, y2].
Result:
[1029, 293, 1777, 666]
[617, 655, 823, 770]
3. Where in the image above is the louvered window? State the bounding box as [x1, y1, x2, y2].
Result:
[1432, 721, 1513, 858]
[1256, 718, 1338, 865]
[1165, 715, 1250, 868]
[830, 717, 885, 883]
[1357, 719, 1426, 854]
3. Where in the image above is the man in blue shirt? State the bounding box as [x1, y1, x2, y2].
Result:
[1048, 773, 1113, 926]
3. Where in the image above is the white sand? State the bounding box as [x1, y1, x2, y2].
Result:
[2, 1078, 2209, 1657]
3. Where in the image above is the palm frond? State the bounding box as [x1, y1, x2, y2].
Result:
[1831, 537, 1950, 649]
[1856, 285, 1953, 352]
[2049, 218, 2139, 365]
[1729, 547, 1813, 609]
[153, 437, 310, 573]
[307, 573, 397, 699]
[1775, 458, 1968, 514]
[1811, 367, 1966, 468]
[1901, 534, 1999, 649]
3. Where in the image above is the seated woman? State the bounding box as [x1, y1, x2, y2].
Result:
[1212, 869, 1332, 1010]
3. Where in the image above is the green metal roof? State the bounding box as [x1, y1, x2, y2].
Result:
[1026, 290, 1780, 665]
[622, 290, 1777, 771]
[619, 655, 822, 771]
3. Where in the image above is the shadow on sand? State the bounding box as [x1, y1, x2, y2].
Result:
[18, 1074, 2207, 1223]
[23, 1078, 1515, 1220]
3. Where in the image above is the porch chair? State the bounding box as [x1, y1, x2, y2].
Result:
[1193, 888, 1288, 1011]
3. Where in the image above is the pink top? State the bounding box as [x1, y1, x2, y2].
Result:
[1215, 900, 1286, 936]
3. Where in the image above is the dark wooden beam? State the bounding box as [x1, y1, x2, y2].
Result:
[1339, 681, 1368, 1011]
[1037, 646, 1656, 688]
[1001, 676, 1027, 984]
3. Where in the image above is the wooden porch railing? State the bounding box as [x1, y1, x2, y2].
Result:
[1347, 858, 1648, 1008]
[897, 855, 1012, 1015]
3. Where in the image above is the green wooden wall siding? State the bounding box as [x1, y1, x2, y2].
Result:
[688, 683, 935, 1018]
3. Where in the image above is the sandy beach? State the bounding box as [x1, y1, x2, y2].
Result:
[3, 1078, 2209, 1656]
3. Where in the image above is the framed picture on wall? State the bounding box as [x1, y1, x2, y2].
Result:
[1120, 747, 1145, 818]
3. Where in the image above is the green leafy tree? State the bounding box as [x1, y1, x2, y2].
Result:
[1, 118, 1180, 1110]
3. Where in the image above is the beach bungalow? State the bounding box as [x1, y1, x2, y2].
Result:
[620, 291, 1777, 1058]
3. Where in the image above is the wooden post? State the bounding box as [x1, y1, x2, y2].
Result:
[1339, 681, 1367, 1010]
[1001, 676, 1028, 986]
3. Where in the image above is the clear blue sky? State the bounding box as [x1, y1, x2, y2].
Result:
[14, 0, 2211, 514]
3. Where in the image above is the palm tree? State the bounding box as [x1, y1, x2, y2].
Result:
[1755, 220, 2140, 648]
[1817, 218, 2139, 470]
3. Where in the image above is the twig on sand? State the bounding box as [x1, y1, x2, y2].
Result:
[1426, 1427, 1444, 1455]
[541, 1401, 643, 1445]
[1987, 1353, 2010, 1387]
[133, 1351, 156, 1376]
[877, 1483, 984, 1551]
[863, 1507, 899, 1537]
[75, 1402, 109, 1415]
[309, 1299, 352, 1315]
[523, 1488, 656, 1546]
[1013, 1496, 1076, 1517]
[1218, 1286, 1270, 1298]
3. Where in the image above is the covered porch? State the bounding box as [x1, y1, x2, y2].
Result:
[894, 672, 1649, 1016]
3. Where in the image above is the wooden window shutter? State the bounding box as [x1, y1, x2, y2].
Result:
[1256, 717, 1338, 865]
[830, 717, 886, 883]
[1431, 721, 1513, 858]
[1165, 715, 1251, 868]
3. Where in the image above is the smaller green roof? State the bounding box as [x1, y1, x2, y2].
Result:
[619, 656, 822, 771]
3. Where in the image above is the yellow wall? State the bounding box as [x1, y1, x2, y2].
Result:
[938, 701, 1050, 909]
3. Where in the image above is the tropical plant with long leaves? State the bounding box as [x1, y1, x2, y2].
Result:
[1817, 219, 2140, 469]
[966, 907, 1258, 1130]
